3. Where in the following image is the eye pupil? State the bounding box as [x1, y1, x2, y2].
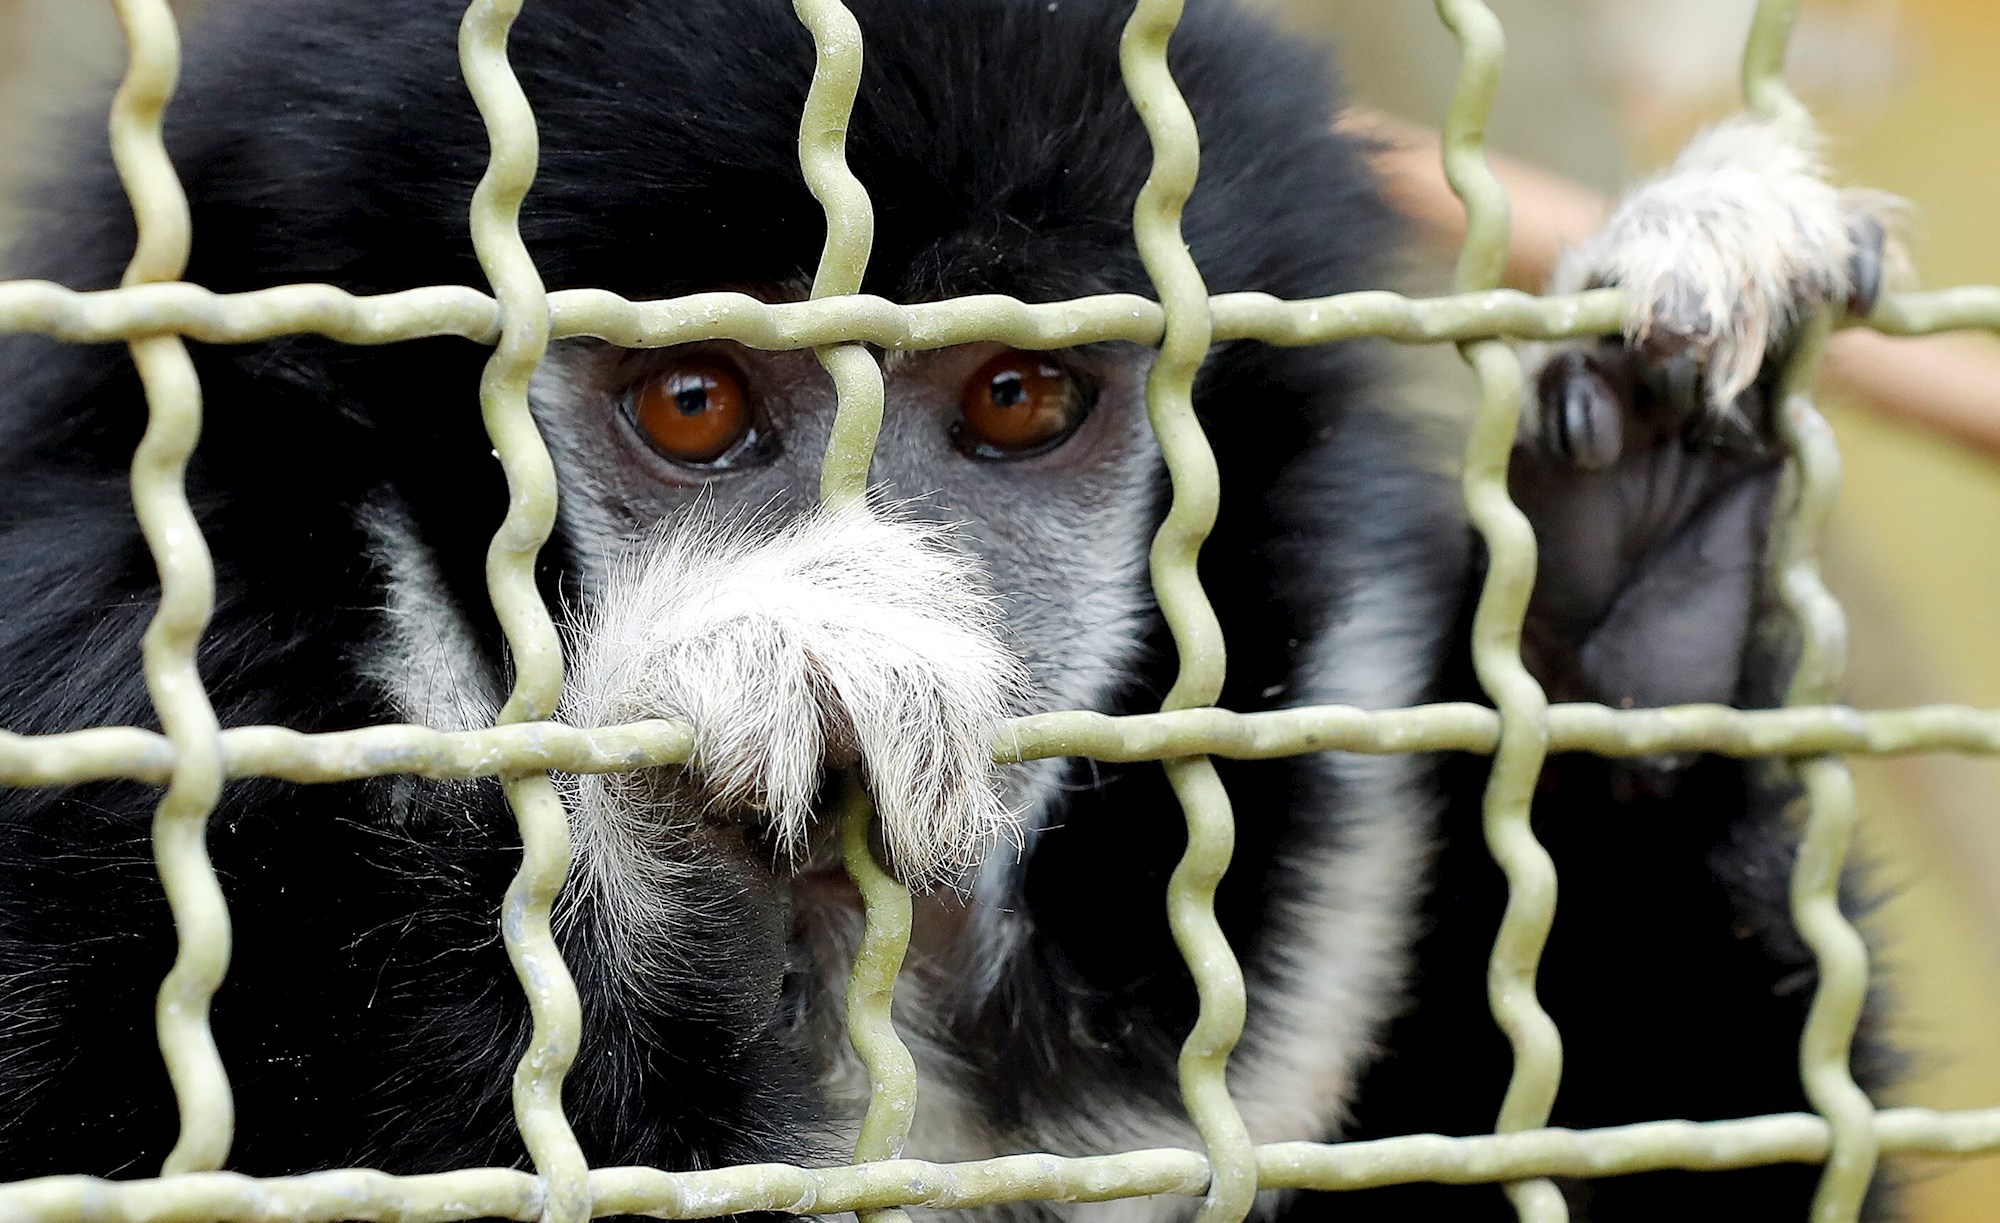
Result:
[958, 351, 1087, 459]
[989, 373, 1028, 409]
[673, 384, 710, 416]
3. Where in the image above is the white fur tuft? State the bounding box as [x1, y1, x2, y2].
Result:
[1548, 115, 1895, 405]
[561, 498, 1029, 898]
[359, 501, 501, 735]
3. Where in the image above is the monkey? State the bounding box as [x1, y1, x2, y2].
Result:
[0, 0, 1899, 1219]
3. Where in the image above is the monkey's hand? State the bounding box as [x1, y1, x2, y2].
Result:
[561, 501, 1025, 889]
[1510, 116, 1897, 714]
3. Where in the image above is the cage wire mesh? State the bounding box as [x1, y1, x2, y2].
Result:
[2, 0, 2000, 1220]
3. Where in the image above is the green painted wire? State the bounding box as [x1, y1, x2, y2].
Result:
[1742, 0, 1814, 139]
[1737, 0, 1884, 1214]
[14, 698, 2000, 795]
[458, 4, 592, 1222]
[1118, 3, 1257, 1223]
[1771, 319, 1881, 1223]
[789, 3, 920, 1214]
[841, 785, 920, 1166]
[108, 0, 234, 1178]
[7, 1103, 2000, 1221]
[1431, 2, 1566, 1221]
[10, 278, 2000, 355]
[793, 0, 885, 509]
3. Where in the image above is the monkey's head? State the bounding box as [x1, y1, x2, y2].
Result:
[18, 0, 1408, 898]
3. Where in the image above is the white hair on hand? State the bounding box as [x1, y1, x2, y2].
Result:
[1549, 115, 1901, 405]
[560, 497, 1028, 912]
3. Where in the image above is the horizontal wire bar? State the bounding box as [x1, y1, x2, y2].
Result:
[4, 1106, 1995, 1222]
[3, 279, 1995, 351]
[0, 279, 503, 344]
[1866, 286, 2000, 335]
[4, 702, 1998, 790]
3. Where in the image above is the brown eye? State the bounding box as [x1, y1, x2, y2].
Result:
[631, 357, 752, 464]
[956, 351, 1087, 459]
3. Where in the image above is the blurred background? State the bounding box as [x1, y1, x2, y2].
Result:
[1, 0, 1997, 1217]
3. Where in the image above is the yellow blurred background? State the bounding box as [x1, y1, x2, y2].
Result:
[2, 0, 1997, 1216]
[1786, 5, 2000, 1217]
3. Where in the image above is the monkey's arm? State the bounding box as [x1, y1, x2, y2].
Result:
[1324, 121, 1903, 1222]
[1495, 116, 1893, 713]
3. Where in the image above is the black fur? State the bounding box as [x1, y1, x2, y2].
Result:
[0, 0, 1888, 1217]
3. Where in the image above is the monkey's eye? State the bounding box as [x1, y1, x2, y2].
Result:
[954, 351, 1089, 460]
[630, 357, 754, 465]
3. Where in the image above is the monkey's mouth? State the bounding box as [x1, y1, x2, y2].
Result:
[787, 861, 978, 959]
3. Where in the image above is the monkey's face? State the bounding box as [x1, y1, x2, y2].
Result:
[525, 319, 1165, 898]
[287, 0, 1389, 948]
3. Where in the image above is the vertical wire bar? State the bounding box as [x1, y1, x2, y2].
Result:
[841, 781, 919, 1163]
[1743, 6, 1879, 1216]
[1781, 425, 1879, 1220]
[1118, 5, 1254, 1223]
[457, 5, 589, 1222]
[1742, 0, 1814, 139]
[108, 0, 235, 1176]
[794, 0, 885, 510]
[789, 0, 919, 1201]
[1431, 3, 1565, 1221]
[1743, 6, 1881, 1203]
